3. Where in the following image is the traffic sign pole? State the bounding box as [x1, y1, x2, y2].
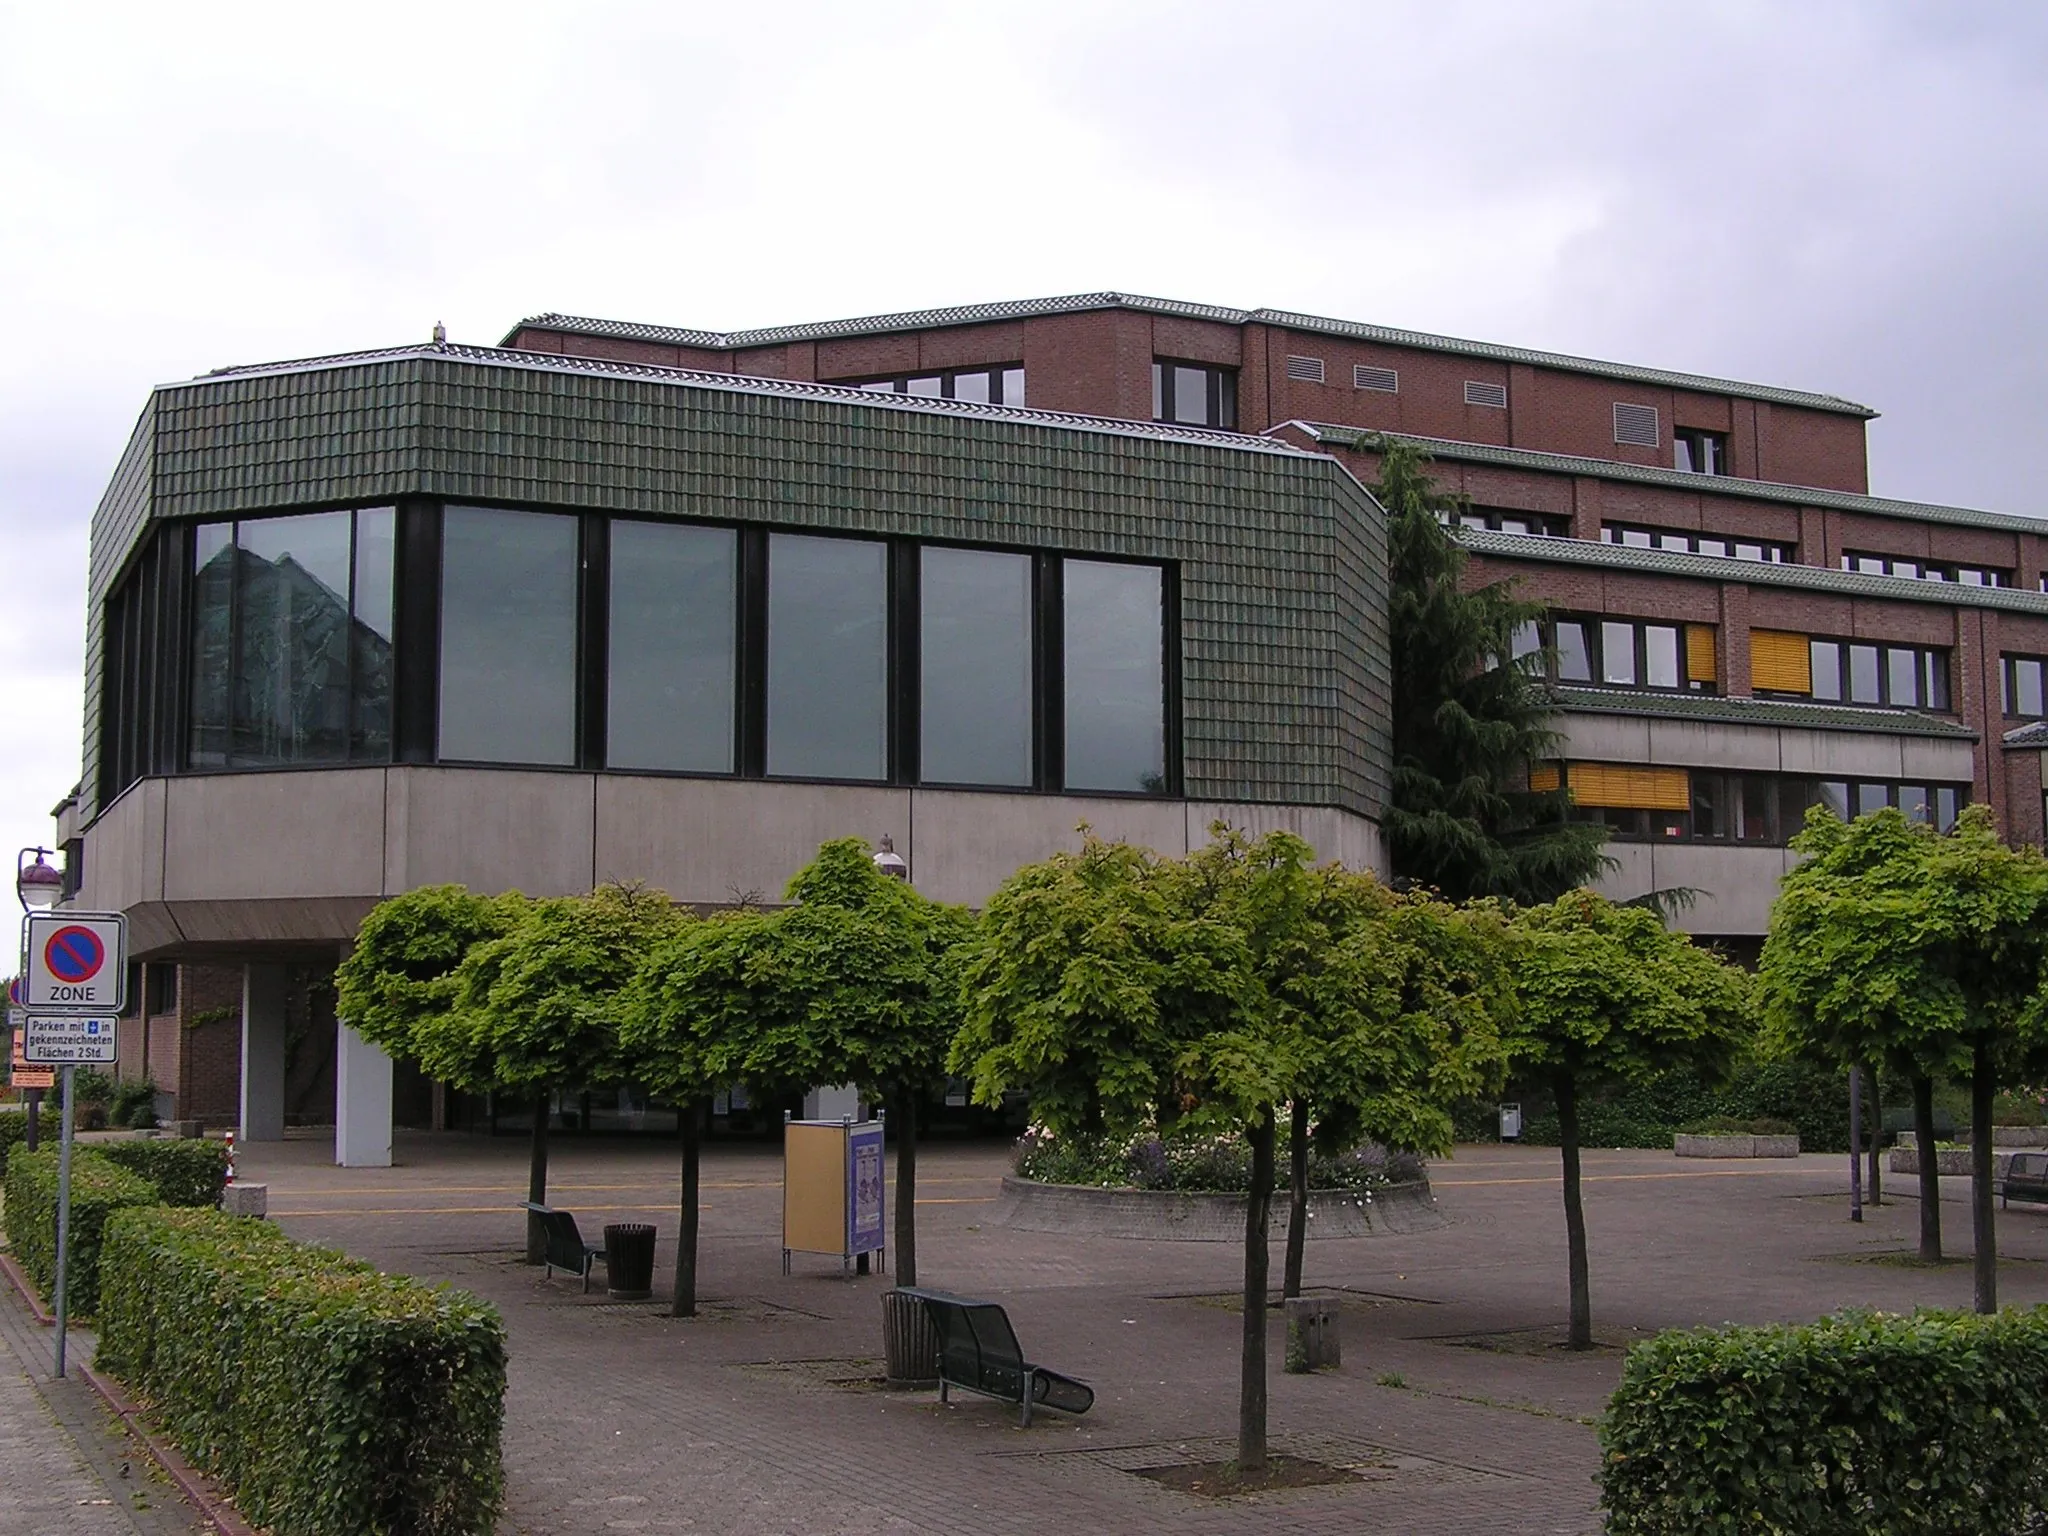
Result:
[52, 1062, 73, 1378]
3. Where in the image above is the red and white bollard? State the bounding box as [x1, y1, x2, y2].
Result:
[223, 1129, 237, 1186]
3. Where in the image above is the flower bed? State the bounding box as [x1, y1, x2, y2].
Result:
[1013, 1123, 1422, 1196]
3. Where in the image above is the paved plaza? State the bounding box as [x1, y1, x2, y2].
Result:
[7, 1132, 2047, 1534]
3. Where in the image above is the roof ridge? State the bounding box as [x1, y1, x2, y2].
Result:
[168, 340, 1322, 458]
[504, 292, 1877, 418]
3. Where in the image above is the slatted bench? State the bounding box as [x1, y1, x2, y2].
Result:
[1999, 1152, 2048, 1210]
[896, 1287, 1093, 1427]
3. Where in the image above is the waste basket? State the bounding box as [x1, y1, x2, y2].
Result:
[604, 1223, 657, 1300]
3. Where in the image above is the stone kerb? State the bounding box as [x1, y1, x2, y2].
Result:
[1890, 1142, 2019, 1178]
[992, 1175, 1445, 1241]
[1674, 1134, 1801, 1159]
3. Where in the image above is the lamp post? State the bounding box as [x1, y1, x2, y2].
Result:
[14, 848, 62, 1153]
[872, 833, 909, 882]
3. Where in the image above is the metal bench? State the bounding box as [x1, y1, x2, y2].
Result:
[521, 1201, 606, 1292]
[2000, 1152, 2048, 1210]
[896, 1287, 1094, 1427]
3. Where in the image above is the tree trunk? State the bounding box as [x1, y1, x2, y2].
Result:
[524, 1096, 551, 1264]
[1282, 1100, 1310, 1301]
[1237, 1107, 1277, 1476]
[1913, 1074, 1942, 1263]
[672, 1100, 702, 1317]
[1557, 1072, 1593, 1351]
[893, 1085, 919, 1289]
[1972, 1044, 1997, 1314]
[1866, 1063, 1882, 1205]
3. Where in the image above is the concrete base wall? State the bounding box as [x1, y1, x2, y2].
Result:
[1674, 1133, 1800, 1158]
[991, 1175, 1445, 1241]
[77, 768, 1383, 955]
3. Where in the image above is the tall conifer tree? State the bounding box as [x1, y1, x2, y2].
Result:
[1374, 438, 1608, 902]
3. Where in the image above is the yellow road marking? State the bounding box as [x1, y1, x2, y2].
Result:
[1435, 1166, 1832, 1188]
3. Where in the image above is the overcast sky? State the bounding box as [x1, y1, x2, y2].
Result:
[4, 0, 2046, 914]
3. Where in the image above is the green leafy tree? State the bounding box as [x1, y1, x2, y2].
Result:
[335, 884, 523, 1067]
[1762, 805, 2048, 1308]
[1374, 437, 1608, 902]
[621, 909, 773, 1316]
[1279, 886, 1513, 1299]
[454, 884, 690, 1263]
[1506, 889, 1752, 1348]
[710, 841, 972, 1287]
[957, 828, 1473, 1474]
[621, 841, 970, 1312]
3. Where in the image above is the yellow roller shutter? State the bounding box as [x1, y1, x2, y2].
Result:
[1750, 630, 1812, 694]
[1567, 763, 1691, 811]
[1528, 762, 1561, 793]
[1686, 625, 1717, 686]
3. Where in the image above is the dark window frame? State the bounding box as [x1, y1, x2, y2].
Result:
[1538, 614, 1709, 694]
[1673, 427, 1728, 475]
[1800, 637, 1953, 712]
[123, 499, 1183, 801]
[1566, 767, 1969, 845]
[2003, 653, 2048, 720]
[1841, 550, 2010, 588]
[835, 364, 1025, 407]
[1151, 358, 1238, 430]
[1601, 523, 1792, 562]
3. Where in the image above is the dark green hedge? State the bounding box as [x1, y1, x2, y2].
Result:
[1601, 1307, 2048, 1534]
[1, 1148, 158, 1317]
[1518, 1060, 1853, 1152]
[96, 1208, 506, 1536]
[0, 1106, 60, 1175]
[94, 1139, 230, 1207]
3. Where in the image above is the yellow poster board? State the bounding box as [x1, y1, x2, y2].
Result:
[781, 1117, 887, 1274]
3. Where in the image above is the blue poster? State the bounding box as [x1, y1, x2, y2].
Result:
[847, 1121, 886, 1256]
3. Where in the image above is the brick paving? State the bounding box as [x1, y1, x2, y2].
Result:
[0, 1278, 205, 1534]
[218, 1130, 2048, 1536]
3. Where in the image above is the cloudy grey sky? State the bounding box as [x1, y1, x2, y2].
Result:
[4, 0, 2045, 902]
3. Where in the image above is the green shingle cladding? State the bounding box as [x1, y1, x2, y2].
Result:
[83, 355, 1390, 825]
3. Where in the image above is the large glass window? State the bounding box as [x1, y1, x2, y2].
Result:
[439, 506, 579, 765]
[607, 522, 736, 773]
[849, 365, 1024, 406]
[767, 534, 887, 780]
[187, 509, 393, 768]
[1064, 560, 1166, 794]
[1805, 637, 1951, 712]
[1564, 765, 1968, 844]
[2004, 655, 2048, 719]
[921, 548, 1033, 786]
[1535, 615, 1707, 694]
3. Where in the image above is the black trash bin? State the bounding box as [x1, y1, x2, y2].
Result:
[604, 1223, 656, 1300]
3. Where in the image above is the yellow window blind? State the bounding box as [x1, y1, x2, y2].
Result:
[1567, 763, 1692, 811]
[1686, 625, 1717, 685]
[1750, 629, 1812, 694]
[1528, 762, 1561, 793]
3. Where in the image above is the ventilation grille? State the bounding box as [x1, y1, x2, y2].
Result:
[1353, 364, 1399, 393]
[1464, 380, 1508, 409]
[1285, 355, 1326, 383]
[1613, 402, 1661, 446]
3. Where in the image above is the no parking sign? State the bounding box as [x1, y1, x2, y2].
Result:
[23, 912, 127, 1012]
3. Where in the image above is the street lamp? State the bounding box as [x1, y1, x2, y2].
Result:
[15, 847, 62, 911]
[872, 834, 909, 882]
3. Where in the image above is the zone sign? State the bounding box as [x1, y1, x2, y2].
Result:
[24, 912, 128, 1012]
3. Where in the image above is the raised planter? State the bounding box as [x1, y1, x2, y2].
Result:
[1994, 1127, 2048, 1148]
[1890, 1146, 2020, 1178]
[991, 1175, 1444, 1242]
[1674, 1134, 1800, 1159]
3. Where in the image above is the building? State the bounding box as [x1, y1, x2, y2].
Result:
[59, 289, 2048, 1153]
[503, 292, 2048, 954]
[60, 333, 1386, 1159]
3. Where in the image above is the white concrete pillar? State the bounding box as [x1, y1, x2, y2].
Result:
[239, 963, 288, 1142]
[335, 1023, 393, 1168]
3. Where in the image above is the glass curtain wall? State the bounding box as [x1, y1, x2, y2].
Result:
[439, 506, 579, 764]
[187, 508, 394, 768]
[766, 533, 888, 780]
[920, 547, 1033, 786]
[607, 521, 737, 772]
[1064, 559, 1166, 793]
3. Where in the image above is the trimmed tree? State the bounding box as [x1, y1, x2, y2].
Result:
[957, 828, 1476, 1474]
[1506, 889, 1752, 1349]
[1763, 805, 2048, 1308]
[1374, 436, 1608, 903]
[454, 884, 690, 1265]
[1280, 885, 1513, 1299]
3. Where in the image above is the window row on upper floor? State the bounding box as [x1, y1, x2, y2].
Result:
[842, 364, 1026, 406]
[99, 503, 1178, 809]
[1530, 760, 1968, 844]
[1841, 551, 2009, 587]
